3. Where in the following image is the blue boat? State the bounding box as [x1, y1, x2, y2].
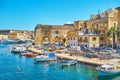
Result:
[97, 64, 120, 76]
[84, 53, 94, 58]
[61, 59, 78, 66]
[34, 52, 57, 62]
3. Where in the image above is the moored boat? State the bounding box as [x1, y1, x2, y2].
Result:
[34, 52, 57, 62]
[11, 45, 27, 53]
[3, 39, 21, 44]
[25, 53, 37, 57]
[97, 64, 120, 76]
[1, 39, 27, 44]
[61, 59, 78, 66]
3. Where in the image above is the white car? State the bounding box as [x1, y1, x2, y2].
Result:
[104, 48, 116, 53]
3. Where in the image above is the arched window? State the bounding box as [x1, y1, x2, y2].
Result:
[55, 31, 59, 34]
[92, 37, 96, 41]
[45, 30, 48, 34]
[79, 37, 82, 42]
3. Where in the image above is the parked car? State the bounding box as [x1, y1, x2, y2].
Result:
[102, 48, 116, 53]
[80, 46, 87, 51]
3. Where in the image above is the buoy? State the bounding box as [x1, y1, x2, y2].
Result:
[54, 67, 56, 70]
[17, 66, 20, 71]
[76, 69, 79, 72]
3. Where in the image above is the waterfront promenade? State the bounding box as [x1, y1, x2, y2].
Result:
[28, 46, 120, 66]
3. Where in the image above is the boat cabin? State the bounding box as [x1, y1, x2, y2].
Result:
[99, 64, 115, 71]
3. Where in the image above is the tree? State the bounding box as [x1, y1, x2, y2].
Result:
[106, 26, 118, 48]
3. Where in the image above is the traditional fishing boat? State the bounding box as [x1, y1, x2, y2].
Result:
[25, 53, 37, 57]
[61, 59, 78, 66]
[97, 64, 120, 76]
[34, 52, 57, 62]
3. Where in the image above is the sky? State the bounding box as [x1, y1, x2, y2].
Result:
[0, 0, 120, 31]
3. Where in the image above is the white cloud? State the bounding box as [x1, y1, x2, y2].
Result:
[65, 21, 72, 24]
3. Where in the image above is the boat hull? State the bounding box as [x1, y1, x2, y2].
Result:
[61, 59, 78, 66]
[34, 57, 57, 62]
[25, 54, 37, 57]
[98, 70, 120, 76]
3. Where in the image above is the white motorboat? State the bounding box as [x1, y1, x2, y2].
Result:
[97, 64, 120, 76]
[34, 52, 57, 62]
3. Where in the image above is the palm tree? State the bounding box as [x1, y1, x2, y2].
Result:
[106, 26, 118, 48]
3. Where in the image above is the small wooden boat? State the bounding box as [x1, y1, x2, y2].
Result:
[61, 59, 78, 66]
[25, 53, 37, 57]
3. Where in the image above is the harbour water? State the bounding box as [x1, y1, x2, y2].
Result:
[0, 43, 120, 80]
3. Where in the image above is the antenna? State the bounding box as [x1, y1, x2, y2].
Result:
[98, 10, 100, 14]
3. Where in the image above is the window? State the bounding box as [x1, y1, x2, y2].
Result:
[92, 37, 96, 41]
[74, 37, 75, 40]
[45, 30, 48, 34]
[100, 37, 104, 40]
[68, 38, 69, 40]
[55, 31, 59, 34]
[79, 37, 82, 42]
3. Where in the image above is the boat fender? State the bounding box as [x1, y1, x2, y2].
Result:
[77, 69, 79, 72]
[54, 67, 56, 70]
[17, 66, 20, 71]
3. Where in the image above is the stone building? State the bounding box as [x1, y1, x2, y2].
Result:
[17, 30, 34, 40]
[8, 31, 17, 39]
[89, 8, 118, 45]
[116, 7, 120, 47]
[34, 7, 120, 48]
[0, 30, 10, 39]
[34, 24, 74, 45]
[74, 8, 119, 47]
[78, 31, 100, 48]
[67, 31, 78, 48]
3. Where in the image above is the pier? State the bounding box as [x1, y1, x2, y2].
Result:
[28, 47, 120, 66]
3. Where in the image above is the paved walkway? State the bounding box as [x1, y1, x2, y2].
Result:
[28, 47, 120, 66]
[55, 53, 110, 66]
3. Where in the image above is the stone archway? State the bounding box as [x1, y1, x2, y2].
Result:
[42, 37, 50, 44]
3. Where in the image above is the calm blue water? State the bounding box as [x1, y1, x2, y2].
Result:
[0, 43, 120, 80]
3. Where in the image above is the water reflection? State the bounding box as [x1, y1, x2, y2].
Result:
[98, 74, 120, 80]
